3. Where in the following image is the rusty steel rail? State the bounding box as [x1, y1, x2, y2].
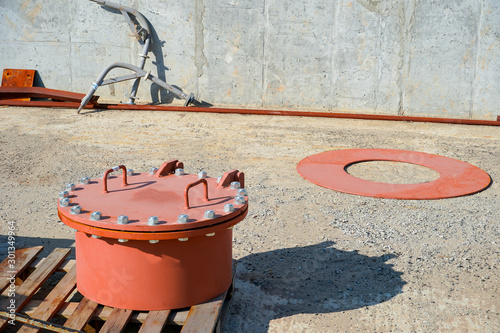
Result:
[0, 87, 100, 104]
[1, 97, 499, 126]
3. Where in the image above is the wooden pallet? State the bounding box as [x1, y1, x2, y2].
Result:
[0, 247, 235, 333]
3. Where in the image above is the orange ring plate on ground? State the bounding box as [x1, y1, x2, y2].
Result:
[297, 149, 491, 200]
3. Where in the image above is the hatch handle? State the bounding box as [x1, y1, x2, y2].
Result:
[184, 179, 209, 209]
[103, 165, 128, 193]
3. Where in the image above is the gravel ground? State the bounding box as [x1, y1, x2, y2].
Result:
[0, 106, 498, 332]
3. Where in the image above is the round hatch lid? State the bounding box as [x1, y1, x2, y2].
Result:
[57, 160, 248, 233]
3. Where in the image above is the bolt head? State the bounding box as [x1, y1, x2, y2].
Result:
[224, 203, 235, 212]
[80, 177, 90, 185]
[206, 232, 216, 237]
[175, 168, 185, 176]
[59, 191, 69, 198]
[204, 210, 216, 219]
[178, 237, 189, 241]
[117, 215, 129, 224]
[70, 206, 82, 215]
[118, 239, 129, 243]
[177, 214, 189, 223]
[149, 240, 160, 244]
[90, 211, 102, 221]
[60, 198, 70, 207]
[149, 167, 158, 175]
[91, 235, 102, 239]
[127, 169, 134, 176]
[148, 216, 159, 225]
[234, 196, 246, 205]
[66, 183, 76, 191]
[198, 171, 208, 179]
[237, 188, 248, 197]
[230, 181, 241, 189]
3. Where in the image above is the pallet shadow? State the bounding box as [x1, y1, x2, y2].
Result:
[227, 241, 405, 332]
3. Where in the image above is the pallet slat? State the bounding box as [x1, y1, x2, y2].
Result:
[0, 248, 70, 330]
[180, 294, 226, 333]
[64, 297, 99, 331]
[17, 265, 77, 333]
[99, 308, 133, 333]
[0, 246, 43, 293]
[138, 310, 171, 333]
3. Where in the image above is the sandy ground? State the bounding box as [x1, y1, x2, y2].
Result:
[0, 106, 498, 332]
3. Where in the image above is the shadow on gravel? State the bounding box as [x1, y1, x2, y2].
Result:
[0, 236, 75, 260]
[228, 241, 405, 332]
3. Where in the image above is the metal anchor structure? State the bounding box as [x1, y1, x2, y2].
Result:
[78, 0, 194, 113]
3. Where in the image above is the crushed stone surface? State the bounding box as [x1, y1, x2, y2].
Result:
[0, 106, 498, 332]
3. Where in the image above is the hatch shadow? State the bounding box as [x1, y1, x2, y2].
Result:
[226, 241, 405, 332]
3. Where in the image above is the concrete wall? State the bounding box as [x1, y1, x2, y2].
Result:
[1, 0, 498, 120]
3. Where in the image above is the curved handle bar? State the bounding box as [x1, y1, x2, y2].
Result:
[103, 165, 128, 193]
[184, 179, 209, 209]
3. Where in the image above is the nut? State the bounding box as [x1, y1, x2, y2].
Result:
[177, 214, 189, 223]
[178, 238, 189, 241]
[70, 206, 82, 215]
[149, 240, 160, 244]
[118, 239, 129, 243]
[230, 181, 241, 189]
[149, 167, 158, 175]
[224, 203, 235, 212]
[148, 216, 159, 225]
[237, 188, 248, 197]
[59, 191, 69, 198]
[117, 215, 129, 224]
[198, 171, 208, 179]
[80, 177, 90, 185]
[60, 198, 70, 207]
[175, 168, 185, 176]
[127, 169, 134, 176]
[90, 211, 102, 221]
[66, 183, 76, 191]
[91, 235, 102, 239]
[234, 196, 246, 205]
[206, 232, 216, 237]
[204, 210, 216, 219]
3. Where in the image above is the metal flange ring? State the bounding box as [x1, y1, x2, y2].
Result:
[297, 149, 491, 200]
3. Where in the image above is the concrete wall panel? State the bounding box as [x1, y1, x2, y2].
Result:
[0, 0, 498, 119]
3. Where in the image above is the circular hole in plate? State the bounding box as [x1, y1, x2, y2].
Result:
[345, 161, 440, 184]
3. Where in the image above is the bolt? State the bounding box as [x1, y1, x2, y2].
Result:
[206, 232, 216, 237]
[90, 211, 102, 221]
[175, 168, 185, 176]
[234, 196, 246, 205]
[224, 203, 235, 212]
[59, 191, 69, 198]
[66, 183, 76, 191]
[118, 239, 129, 243]
[230, 181, 241, 189]
[117, 215, 129, 224]
[178, 238, 189, 241]
[81, 177, 90, 185]
[237, 188, 248, 197]
[149, 167, 158, 175]
[149, 240, 159, 244]
[127, 169, 134, 176]
[148, 216, 159, 225]
[198, 171, 208, 179]
[204, 210, 216, 219]
[177, 214, 189, 223]
[60, 198, 70, 207]
[70, 206, 82, 215]
[91, 235, 101, 239]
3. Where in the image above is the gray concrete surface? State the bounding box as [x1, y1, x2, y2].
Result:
[1, 0, 499, 119]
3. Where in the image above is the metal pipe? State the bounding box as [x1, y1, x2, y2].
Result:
[89, 0, 152, 104]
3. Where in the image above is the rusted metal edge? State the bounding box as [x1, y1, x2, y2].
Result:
[0, 95, 498, 126]
[0, 87, 99, 104]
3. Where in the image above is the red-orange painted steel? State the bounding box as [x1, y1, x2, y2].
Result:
[297, 149, 491, 200]
[57, 163, 247, 310]
[75, 229, 233, 310]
